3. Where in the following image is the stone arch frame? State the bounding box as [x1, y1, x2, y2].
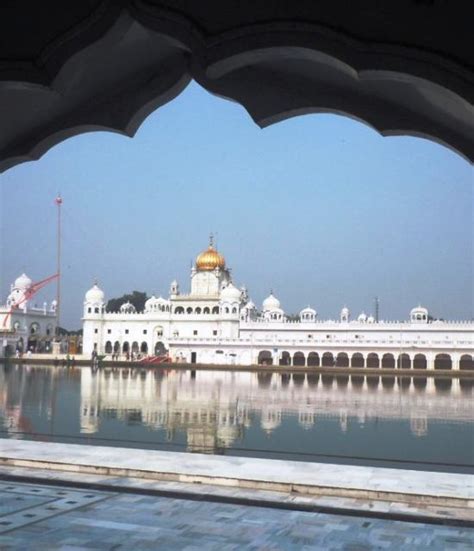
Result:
[1, 3, 473, 173]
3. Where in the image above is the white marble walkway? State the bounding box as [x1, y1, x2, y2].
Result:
[0, 440, 473, 508]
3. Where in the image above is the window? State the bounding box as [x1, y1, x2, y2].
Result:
[307, 334, 312, 339]
[193, 330, 198, 336]
[125, 329, 129, 334]
[94, 328, 98, 334]
[143, 329, 147, 334]
[213, 330, 218, 336]
[107, 329, 111, 334]
[88, 307, 91, 313]
[94, 307, 99, 313]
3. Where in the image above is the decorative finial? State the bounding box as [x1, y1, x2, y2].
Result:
[209, 232, 214, 248]
[55, 193, 63, 205]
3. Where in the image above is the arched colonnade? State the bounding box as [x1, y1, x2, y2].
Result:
[257, 351, 473, 370]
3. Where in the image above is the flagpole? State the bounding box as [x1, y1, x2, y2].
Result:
[55, 194, 62, 338]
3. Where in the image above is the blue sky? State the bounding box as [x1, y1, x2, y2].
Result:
[1, 81, 472, 329]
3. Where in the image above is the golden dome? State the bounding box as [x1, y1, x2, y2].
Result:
[196, 238, 225, 271]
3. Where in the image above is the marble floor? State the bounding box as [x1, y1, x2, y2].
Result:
[0, 480, 473, 551]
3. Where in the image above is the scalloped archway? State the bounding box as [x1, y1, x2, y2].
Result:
[0, 1, 472, 172]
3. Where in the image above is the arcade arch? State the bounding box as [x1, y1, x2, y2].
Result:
[258, 350, 273, 366]
[434, 353, 452, 370]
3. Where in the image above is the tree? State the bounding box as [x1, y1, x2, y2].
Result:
[106, 291, 149, 313]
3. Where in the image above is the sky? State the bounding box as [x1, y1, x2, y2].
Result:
[0, 81, 473, 329]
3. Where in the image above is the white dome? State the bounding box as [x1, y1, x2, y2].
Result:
[221, 283, 241, 301]
[367, 315, 375, 323]
[300, 306, 316, 316]
[145, 295, 156, 309]
[120, 301, 136, 313]
[85, 283, 105, 303]
[411, 305, 428, 315]
[14, 273, 32, 290]
[341, 306, 350, 316]
[263, 292, 281, 311]
[357, 312, 368, 322]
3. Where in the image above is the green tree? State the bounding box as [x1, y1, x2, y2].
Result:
[106, 291, 149, 313]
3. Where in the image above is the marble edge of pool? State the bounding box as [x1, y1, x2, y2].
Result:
[0, 440, 473, 506]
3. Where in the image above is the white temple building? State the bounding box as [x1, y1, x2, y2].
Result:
[82, 239, 473, 370]
[0, 273, 58, 355]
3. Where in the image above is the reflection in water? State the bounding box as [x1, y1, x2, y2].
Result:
[0, 365, 473, 470]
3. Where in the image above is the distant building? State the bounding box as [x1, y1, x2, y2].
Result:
[0, 273, 57, 356]
[82, 239, 473, 369]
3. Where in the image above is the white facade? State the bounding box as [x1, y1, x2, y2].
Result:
[0, 273, 57, 356]
[82, 241, 474, 369]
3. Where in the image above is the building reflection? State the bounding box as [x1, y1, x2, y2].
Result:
[77, 368, 472, 451]
[0, 365, 472, 454]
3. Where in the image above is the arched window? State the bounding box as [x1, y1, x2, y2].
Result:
[195, 307, 202, 314]
[122, 341, 129, 353]
[88, 307, 91, 313]
[225, 307, 229, 314]
[212, 306, 219, 314]
[105, 341, 112, 353]
[175, 307, 184, 314]
[186, 307, 193, 314]
[203, 307, 210, 314]
[140, 341, 148, 353]
[113, 341, 120, 353]
[232, 307, 237, 313]
[94, 307, 99, 313]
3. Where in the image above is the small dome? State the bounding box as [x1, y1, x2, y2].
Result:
[410, 305, 428, 316]
[263, 292, 281, 311]
[221, 283, 241, 301]
[410, 305, 429, 322]
[357, 312, 367, 322]
[14, 273, 32, 290]
[300, 306, 316, 315]
[145, 295, 156, 309]
[120, 301, 136, 313]
[242, 299, 256, 310]
[196, 237, 226, 271]
[341, 306, 350, 316]
[367, 315, 375, 323]
[85, 283, 105, 303]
